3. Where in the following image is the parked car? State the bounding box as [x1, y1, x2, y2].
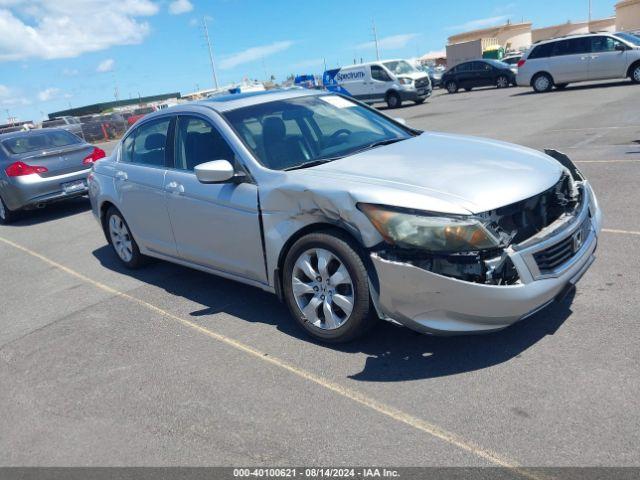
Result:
[441, 59, 516, 93]
[0, 129, 105, 224]
[41, 116, 84, 139]
[88, 90, 601, 343]
[324, 59, 432, 108]
[125, 107, 156, 127]
[517, 33, 640, 93]
[501, 54, 522, 74]
[421, 65, 443, 88]
[79, 115, 107, 143]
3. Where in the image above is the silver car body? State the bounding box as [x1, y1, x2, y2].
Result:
[517, 33, 640, 87]
[0, 129, 94, 211]
[88, 90, 601, 335]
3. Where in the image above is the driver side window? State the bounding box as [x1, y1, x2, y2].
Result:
[371, 65, 391, 82]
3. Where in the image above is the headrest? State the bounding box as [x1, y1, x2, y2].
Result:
[144, 133, 166, 150]
[262, 116, 286, 141]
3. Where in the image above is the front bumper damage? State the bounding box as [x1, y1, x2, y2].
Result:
[370, 177, 602, 335]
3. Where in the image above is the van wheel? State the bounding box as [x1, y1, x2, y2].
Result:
[446, 81, 459, 94]
[386, 91, 401, 108]
[496, 75, 509, 88]
[105, 207, 146, 269]
[630, 63, 640, 84]
[0, 195, 18, 225]
[555, 83, 569, 90]
[532, 73, 553, 93]
[283, 231, 377, 343]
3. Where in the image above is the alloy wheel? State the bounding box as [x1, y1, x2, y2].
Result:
[0, 199, 6, 221]
[497, 76, 509, 88]
[109, 214, 133, 262]
[291, 248, 354, 330]
[634, 66, 640, 83]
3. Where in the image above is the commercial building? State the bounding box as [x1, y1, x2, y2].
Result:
[447, 21, 533, 53]
[532, 18, 616, 43]
[48, 92, 181, 119]
[616, 0, 640, 31]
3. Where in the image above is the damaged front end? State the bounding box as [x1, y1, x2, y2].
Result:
[364, 150, 588, 287]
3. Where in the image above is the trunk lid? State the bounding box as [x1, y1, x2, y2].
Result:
[15, 144, 94, 177]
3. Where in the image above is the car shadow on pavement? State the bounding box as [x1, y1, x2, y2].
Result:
[92, 244, 574, 382]
[5, 197, 91, 226]
[511, 80, 632, 97]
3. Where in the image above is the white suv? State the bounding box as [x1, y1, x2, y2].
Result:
[517, 32, 640, 93]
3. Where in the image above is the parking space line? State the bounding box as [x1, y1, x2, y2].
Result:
[603, 228, 640, 236]
[575, 159, 640, 164]
[0, 234, 545, 480]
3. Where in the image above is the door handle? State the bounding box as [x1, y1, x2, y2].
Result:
[580, 56, 589, 61]
[591, 56, 598, 60]
[115, 171, 128, 181]
[166, 181, 185, 195]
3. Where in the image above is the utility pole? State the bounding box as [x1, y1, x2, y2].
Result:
[588, 0, 592, 25]
[372, 19, 380, 61]
[202, 17, 219, 90]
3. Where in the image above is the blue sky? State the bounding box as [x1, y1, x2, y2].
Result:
[0, 0, 618, 122]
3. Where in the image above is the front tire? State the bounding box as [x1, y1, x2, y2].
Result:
[283, 231, 376, 343]
[496, 75, 509, 89]
[630, 63, 640, 84]
[0, 195, 18, 225]
[446, 80, 459, 94]
[105, 207, 146, 269]
[532, 73, 553, 93]
[386, 91, 401, 109]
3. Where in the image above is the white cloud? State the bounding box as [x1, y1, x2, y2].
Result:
[169, 0, 193, 15]
[0, 84, 31, 105]
[0, 0, 159, 61]
[220, 41, 294, 70]
[37, 87, 60, 101]
[356, 33, 420, 51]
[447, 15, 511, 32]
[96, 58, 115, 72]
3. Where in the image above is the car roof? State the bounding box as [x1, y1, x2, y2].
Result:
[196, 88, 324, 113]
[532, 32, 616, 46]
[0, 128, 69, 141]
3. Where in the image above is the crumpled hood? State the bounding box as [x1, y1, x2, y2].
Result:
[307, 132, 564, 214]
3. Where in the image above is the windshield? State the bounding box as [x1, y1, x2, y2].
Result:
[224, 94, 412, 170]
[1, 130, 82, 155]
[382, 60, 417, 75]
[614, 32, 640, 46]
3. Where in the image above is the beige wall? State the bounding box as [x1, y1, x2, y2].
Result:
[616, 0, 640, 31]
[532, 22, 589, 43]
[590, 17, 617, 32]
[448, 23, 532, 51]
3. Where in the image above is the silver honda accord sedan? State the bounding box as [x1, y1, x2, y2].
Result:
[88, 89, 601, 342]
[0, 128, 105, 224]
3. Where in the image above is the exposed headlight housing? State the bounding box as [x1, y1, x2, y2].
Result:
[359, 203, 503, 253]
[398, 77, 413, 85]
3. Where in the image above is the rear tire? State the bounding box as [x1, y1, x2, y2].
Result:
[0, 195, 18, 225]
[532, 73, 553, 93]
[446, 81, 459, 94]
[104, 207, 146, 269]
[630, 63, 640, 84]
[386, 91, 401, 109]
[282, 231, 377, 343]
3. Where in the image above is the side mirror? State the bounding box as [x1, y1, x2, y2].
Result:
[195, 160, 236, 184]
[615, 44, 627, 52]
[394, 117, 407, 126]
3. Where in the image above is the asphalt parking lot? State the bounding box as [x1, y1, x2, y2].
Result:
[1, 81, 639, 470]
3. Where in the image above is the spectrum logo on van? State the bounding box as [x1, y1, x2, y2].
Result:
[336, 70, 366, 82]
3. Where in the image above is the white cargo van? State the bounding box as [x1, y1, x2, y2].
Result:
[323, 59, 431, 108]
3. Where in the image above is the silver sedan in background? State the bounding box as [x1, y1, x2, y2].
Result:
[88, 90, 601, 343]
[0, 129, 105, 224]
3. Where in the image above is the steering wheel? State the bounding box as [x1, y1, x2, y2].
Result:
[329, 129, 352, 144]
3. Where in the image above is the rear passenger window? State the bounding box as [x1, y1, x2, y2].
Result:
[129, 118, 171, 167]
[174, 116, 236, 171]
[529, 43, 552, 59]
